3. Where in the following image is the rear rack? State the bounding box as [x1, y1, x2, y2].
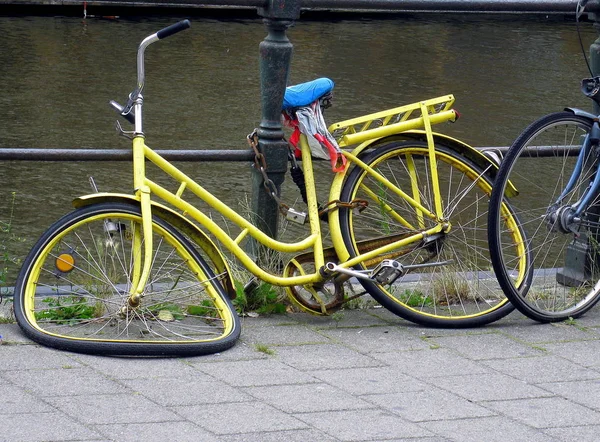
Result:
[329, 95, 457, 148]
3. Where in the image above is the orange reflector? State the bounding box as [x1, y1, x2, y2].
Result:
[55, 253, 75, 273]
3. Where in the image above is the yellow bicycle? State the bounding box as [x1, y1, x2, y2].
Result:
[14, 21, 527, 356]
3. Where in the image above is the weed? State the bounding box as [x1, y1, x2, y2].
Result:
[255, 343, 276, 355]
[400, 289, 433, 307]
[563, 317, 577, 326]
[431, 271, 471, 305]
[343, 296, 378, 310]
[0, 192, 24, 288]
[34, 296, 96, 325]
[0, 315, 15, 324]
[233, 280, 286, 316]
[331, 311, 344, 324]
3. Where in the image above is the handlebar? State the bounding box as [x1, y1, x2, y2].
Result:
[157, 20, 191, 40]
[111, 20, 191, 130]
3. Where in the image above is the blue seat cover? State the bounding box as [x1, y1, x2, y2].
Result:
[283, 78, 334, 110]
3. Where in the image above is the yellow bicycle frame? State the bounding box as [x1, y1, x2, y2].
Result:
[80, 95, 505, 300]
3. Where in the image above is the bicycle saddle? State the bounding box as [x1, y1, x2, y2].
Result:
[283, 77, 334, 110]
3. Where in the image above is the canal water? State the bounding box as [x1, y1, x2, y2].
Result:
[0, 12, 596, 282]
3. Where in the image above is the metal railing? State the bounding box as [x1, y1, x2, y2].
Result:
[0, 148, 254, 162]
[0, 145, 580, 162]
[52, 0, 581, 14]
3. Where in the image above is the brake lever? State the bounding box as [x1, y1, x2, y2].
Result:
[109, 99, 136, 124]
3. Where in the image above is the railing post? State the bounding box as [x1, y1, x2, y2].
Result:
[557, 1, 600, 286]
[248, 0, 300, 256]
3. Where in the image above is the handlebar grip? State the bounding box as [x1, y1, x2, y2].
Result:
[156, 20, 191, 40]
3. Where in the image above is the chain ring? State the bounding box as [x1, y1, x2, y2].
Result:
[283, 259, 347, 315]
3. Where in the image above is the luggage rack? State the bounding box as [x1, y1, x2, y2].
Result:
[329, 94, 457, 148]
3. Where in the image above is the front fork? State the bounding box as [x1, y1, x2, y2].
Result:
[547, 123, 600, 233]
[127, 136, 154, 309]
[127, 187, 154, 308]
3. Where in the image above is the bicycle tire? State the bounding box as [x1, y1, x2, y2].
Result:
[488, 111, 600, 322]
[338, 139, 526, 327]
[14, 202, 241, 356]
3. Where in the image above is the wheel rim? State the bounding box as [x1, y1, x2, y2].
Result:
[21, 211, 236, 343]
[495, 117, 600, 317]
[343, 145, 526, 322]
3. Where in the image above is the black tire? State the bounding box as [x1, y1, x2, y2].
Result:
[488, 111, 600, 322]
[14, 202, 241, 356]
[338, 139, 522, 327]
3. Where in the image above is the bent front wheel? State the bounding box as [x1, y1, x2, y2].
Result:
[14, 202, 241, 356]
[339, 140, 526, 327]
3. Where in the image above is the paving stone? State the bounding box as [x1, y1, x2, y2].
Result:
[240, 324, 331, 345]
[481, 355, 599, 384]
[240, 314, 304, 328]
[543, 339, 600, 369]
[194, 357, 317, 386]
[172, 402, 308, 434]
[365, 307, 414, 324]
[371, 348, 491, 378]
[538, 379, 600, 410]
[2, 367, 126, 397]
[429, 331, 542, 359]
[47, 393, 182, 424]
[243, 383, 372, 413]
[72, 354, 205, 379]
[563, 313, 600, 329]
[0, 381, 54, 413]
[296, 408, 433, 441]
[482, 397, 600, 428]
[427, 372, 552, 402]
[122, 375, 251, 406]
[93, 421, 219, 442]
[299, 308, 395, 328]
[424, 416, 556, 442]
[218, 429, 338, 442]
[318, 325, 430, 352]
[364, 387, 495, 422]
[495, 321, 595, 343]
[0, 323, 31, 344]
[543, 424, 600, 441]
[0, 412, 102, 441]
[190, 340, 270, 362]
[311, 366, 427, 396]
[275, 343, 381, 371]
[0, 345, 82, 371]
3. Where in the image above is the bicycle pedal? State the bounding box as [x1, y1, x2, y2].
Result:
[370, 259, 405, 285]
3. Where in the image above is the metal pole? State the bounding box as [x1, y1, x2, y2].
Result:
[249, 0, 300, 251]
[557, 1, 600, 286]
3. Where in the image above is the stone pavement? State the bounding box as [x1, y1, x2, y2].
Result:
[2, 306, 600, 442]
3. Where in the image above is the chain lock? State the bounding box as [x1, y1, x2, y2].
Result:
[247, 130, 294, 219]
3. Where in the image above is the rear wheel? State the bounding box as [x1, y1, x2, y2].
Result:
[488, 112, 600, 322]
[14, 202, 241, 356]
[339, 139, 526, 327]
